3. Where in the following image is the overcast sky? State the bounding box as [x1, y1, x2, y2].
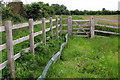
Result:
[4, 0, 120, 11]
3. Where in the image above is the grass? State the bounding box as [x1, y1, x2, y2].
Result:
[46, 36, 118, 78]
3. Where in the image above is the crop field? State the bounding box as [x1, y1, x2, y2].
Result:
[1, 15, 119, 78]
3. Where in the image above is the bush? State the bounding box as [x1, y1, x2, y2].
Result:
[2, 7, 26, 24]
[23, 2, 55, 20]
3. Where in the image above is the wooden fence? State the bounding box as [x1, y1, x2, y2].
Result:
[0, 16, 120, 78]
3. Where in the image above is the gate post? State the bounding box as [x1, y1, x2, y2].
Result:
[42, 18, 46, 45]
[29, 19, 35, 54]
[90, 16, 95, 38]
[68, 16, 72, 38]
[56, 17, 59, 38]
[50, 17, 53, 38]
[5, 21, 15, 78]
[60, 15, 62, 36]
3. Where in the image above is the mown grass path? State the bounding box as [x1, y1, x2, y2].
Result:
[47, 36, 118, 78]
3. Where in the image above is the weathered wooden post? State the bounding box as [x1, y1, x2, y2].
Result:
[68, 16, 72, 38]
[5, 21, 15, 78]
[29, 19, 35, 54]
[50, 17, 53, 38]
[90, 16, 95, 38]
[60, 16, 63, 36]
[56, 17, 59, 38]
[42, 18, 46, 45]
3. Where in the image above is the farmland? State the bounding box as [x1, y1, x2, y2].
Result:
[1, 15, 119, 79]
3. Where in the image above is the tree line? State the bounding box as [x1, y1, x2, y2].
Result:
[1, 1, 120, 22]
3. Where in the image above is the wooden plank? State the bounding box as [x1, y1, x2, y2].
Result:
[72, 32, 89, 34]
[0, 47, 30, 70]
[61, 30, 68, 32]
[0, 60, 8, 70]
[0, 26, 5, 32]
[94, 30, 120, 35]
[34, 26, 57, 37]
[90, 16, 95, 38]
[95, 24, 120, 29]
[62, 24, 68, 26]
[13, 36, 29, 45]
[13, 47, 30, 60]
[68, 16, 73, 38]
[34, 31, 42, 37]
[29, 19, 35, 54]
[73, 35, 88, 37]
[5, 21, 15, 78]
[45, 28, 50, 32]
[33, 21, 42, 25]
[72, 20, 90, 22]
[56, 17, 59, 38]
[13, 52, 21, 60]
[52, 19, 56, 22]
[50, 17, 53, 37]
[60, 16, 62, 36]
[45, 20, 50, 23]
[62, 18, 68, 20]
[42, 18, 46, 45]
[12, 23, 29, 29]
[0, 23, 29, 32]
[95, 18, 118, 22]
[0, 44, 6, 51]
[72, 24, 89, 27]
[73, 28, 90, 30]
[0, 36, 29, 51]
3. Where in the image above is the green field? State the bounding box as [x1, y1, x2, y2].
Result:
[1, 15, 119, 78]
[46, 37, 118, 78]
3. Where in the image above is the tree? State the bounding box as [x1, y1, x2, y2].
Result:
[51, 4, 69, 15]
[102, 8, 106, 11]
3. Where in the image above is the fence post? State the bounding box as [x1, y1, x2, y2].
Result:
[56, 17, 59, 38]
[42, 18, 46, 45]
[50, 17, 53, 38]
[90, 16, 95, 38]
[60, 16, 62, 36]
[29, 19, 35, 54]
[68, 16, 72, 38]
[5, 21, 15, 78]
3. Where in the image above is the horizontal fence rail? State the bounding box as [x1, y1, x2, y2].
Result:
[95, 18, 118, 22]
[72, 20, 90, 22]
[73, 28, 90, 30]
[94, 30, 120, 35]
[72, 24, 90, 27]
[95, 24, 120, 29]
